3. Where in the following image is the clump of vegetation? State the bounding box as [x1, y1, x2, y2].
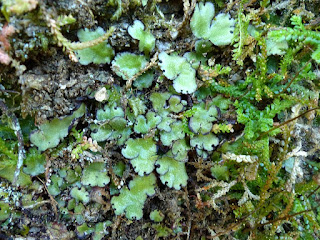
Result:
[0, 0, 320, 239]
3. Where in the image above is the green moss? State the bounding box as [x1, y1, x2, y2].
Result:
[150, 210, 164, 222]
[111, 174, 156, 220]
[158, 52, 197, 94]
[23, 148, 45, 176]
[30, 104, 85, 151]
[70, 187, 90, 204]
[128, 20, 155, 54]
[190, 2, 235, 46]
[112, 53, 148, 80]
[1, 0, 320, 237]
[156, 155, 188, 190]
[81, 162, 110, 187]
[122, 138, 157, 176]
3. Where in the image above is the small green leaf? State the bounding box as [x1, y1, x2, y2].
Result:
[70, 187, 90, 204]
[208, 13, 235, 46]
[81, 162, 110, 187]
[128, 20, 155, 54]
[156, 155, 188, 190]
[90, 103, 131, 145]
[122, 138, 157, 176]
[48, 175, 63, 196]
[128, 96, 147, 117]
[0, 201, 10, 221]
[111, 174, 156, 220]
[133, 71, 154, 89]
[150, 210, 164, 222]
[189, 104, 217, 134]
[150, 92, 171, 112]
[23, 148, 45, 176]
[77, 223, 94, 238]
[112, 52, 148, 80]
[134, 112, 161, 134]
[160, 121, 185, 146]
[190, 133, 219, 151]
[190, 2, 215, 39]
[266, 39, 288, 55]
[168, 95, 185, 113]
[30, 104, 85, 151]
[158, 52, 197, 94]
[184, 51, 207, 69]
[211, 165, 229, 181]
[172, 139, 190, 161]
[190, 2, 235, 46]
[195, 39, 213, 53]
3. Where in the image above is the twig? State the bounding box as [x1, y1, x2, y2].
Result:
[176, 0, 197, 37]
[250, 203, 320, 230]
[68, 26, 115, 50]
[257, 107, 320, 140]
[111, 215, 121, 240]
[183, 187, 192, 240]
[275, 58, 313, 96]
[125, 52, 159, 90]
[306, 185, 320, 198]
[41, 3, 115, 62]
[37, 176, 58, 218]
[23, 200, 51, 209]
[0, 99, 25, 186]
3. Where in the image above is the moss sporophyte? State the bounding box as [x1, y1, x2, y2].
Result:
[0, 1, 320, 239]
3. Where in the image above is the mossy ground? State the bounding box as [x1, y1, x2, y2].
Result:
[1, 0, 320, 239]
